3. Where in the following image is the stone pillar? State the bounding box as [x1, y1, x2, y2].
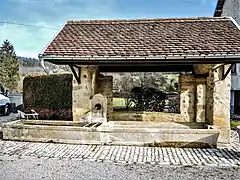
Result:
[206, 65, 231, 143]
[96, 75, 113, 121]
[195, 78, 206, 123]
[179, 74, 195, 122]
[72, 66, 99, 121]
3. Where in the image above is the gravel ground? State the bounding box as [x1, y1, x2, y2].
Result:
[0, 156, 239, 180]
[0, 113, 18, 125]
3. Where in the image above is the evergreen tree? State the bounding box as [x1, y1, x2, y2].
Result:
[0, 40, 20, 91]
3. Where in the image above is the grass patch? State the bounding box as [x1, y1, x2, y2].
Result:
[230, 120, 240, 130]
[113, 98, 126, 108]
[113, 97, 135, 110]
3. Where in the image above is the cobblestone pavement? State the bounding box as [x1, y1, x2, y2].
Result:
[0, 131, 239, 167]
[231, 130, 240, 150]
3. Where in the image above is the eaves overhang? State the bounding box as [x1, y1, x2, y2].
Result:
[39, 53, 240, 65]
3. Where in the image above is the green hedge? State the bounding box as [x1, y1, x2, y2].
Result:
[23, 74, 73, 120]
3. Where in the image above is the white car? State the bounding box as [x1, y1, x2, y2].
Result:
[0, 93, 10, 116]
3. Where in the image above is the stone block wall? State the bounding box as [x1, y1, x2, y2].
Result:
[179, 74, 207, 123]
[72, 83, 86, 121]
[112, 111, 192, 122]
[206, 65, 231, 143]
[178, 64, 231, 144]
[72, 66, 113, 121]
[193, 64, 231, 144]
[179, 74, 196, 122]
[72, 66, 99, 121]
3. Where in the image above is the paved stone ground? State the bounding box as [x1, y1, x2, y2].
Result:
[0, 131, 239, 167]
[231, 130, 240, 150]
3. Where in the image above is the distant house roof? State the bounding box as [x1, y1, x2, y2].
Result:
[214, 0, 225, 17]
[40, 17, 240, 64]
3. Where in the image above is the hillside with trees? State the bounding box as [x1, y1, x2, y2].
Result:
[18, 56, 40, 67]
[18, 56, 70, 76]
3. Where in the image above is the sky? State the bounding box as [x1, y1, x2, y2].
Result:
[0, 0, 218, 58]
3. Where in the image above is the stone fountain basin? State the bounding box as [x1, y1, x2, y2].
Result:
[2, 120, 220, 148]
[2, 120, 102, 144]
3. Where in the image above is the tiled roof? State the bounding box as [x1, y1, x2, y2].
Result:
[42, 17, 240, 58]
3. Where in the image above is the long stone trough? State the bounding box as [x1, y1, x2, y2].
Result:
[2, 120, 220, 148]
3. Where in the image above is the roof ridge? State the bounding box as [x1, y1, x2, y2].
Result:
[67, 17, 229, 25]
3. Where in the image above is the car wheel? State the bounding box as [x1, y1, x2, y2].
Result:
[4, 104, 10, 116]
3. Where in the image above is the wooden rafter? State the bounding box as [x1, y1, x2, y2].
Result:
[69, 65, 81, 84]
[222, 64, 233, 80]
[212, 64, 234, 80]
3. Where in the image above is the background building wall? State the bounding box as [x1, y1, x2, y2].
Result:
[221, 0, 240, 91]
[221, 0, 240, 23]
[218, 0, 240, 114]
